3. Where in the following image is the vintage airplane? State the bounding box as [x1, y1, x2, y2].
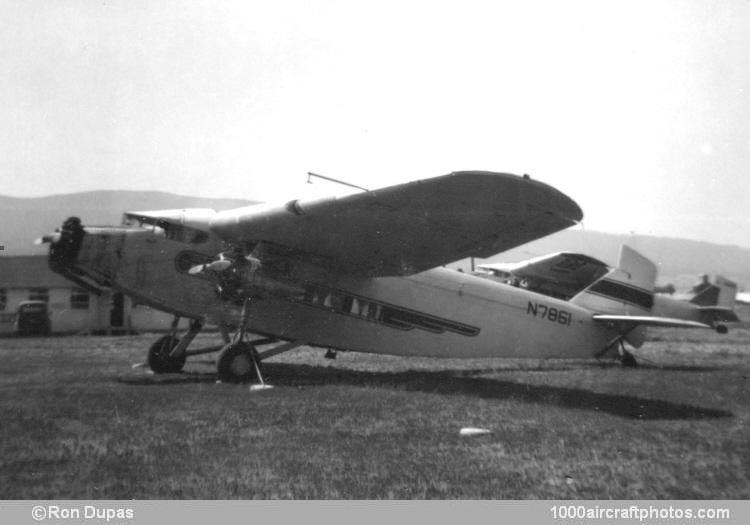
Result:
[476, 252, 740, 334]
[40, 171, 719, 382]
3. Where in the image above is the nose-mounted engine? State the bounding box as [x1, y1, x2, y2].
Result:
[48, 216, 85, 272]
[45, 217, 127, 294]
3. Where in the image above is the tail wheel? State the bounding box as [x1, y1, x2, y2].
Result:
[148, 335, 186, 374]
[217, 342, 263, 383]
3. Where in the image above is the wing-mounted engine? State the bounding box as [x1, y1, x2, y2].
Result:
[187, 243, 305, 305]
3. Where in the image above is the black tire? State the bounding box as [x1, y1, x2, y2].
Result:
[216, 342, 262, 383]
[148, 335, 186, 374]
[621, 350, 638, 368]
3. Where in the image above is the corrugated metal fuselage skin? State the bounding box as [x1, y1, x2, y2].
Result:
[72, 228, 616, 359]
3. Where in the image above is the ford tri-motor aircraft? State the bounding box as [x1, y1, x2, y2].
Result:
[41, 171, 718, 383]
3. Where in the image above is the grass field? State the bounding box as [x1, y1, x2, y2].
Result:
[0, 329, 748, 499]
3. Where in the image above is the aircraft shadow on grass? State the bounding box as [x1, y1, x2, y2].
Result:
[118, 362, 733, 421]
[451, 361, 730, 374]
[118, 371, 217, 386]
[271, 364, 733, 421]
[626, 363, 727, 373]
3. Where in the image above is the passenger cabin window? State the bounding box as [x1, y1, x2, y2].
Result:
[28, 288, 49, 302]
[70, 288, 90, 310]
[291, 283, 478, 337]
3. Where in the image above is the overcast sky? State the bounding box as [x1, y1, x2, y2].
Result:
[1, 0, 749, 247]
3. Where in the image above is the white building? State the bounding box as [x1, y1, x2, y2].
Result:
[0, 255, 187, 335]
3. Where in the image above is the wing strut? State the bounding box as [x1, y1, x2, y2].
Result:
[236, 298, 271, 389]
[215, 298, 306, 387]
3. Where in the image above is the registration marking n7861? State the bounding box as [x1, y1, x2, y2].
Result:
[526, 301, 572, 326]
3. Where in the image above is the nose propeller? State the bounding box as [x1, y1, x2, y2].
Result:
[188, 253, 262, 275]
[34, 233, 61, 245]
[188, 257, 233, 275]
[47, 216, 85, 269]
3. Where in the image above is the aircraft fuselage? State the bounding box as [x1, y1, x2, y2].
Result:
[56, 225, 616, 360]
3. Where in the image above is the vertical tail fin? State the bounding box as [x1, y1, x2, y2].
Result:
[689, 275, 738, 309]
[715, 276, 738, 309]
[570, 245, 656, 315]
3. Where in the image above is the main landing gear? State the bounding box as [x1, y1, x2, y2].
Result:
[147, 334, 185, 373]
[619, 347, 639, 368]
[147, 317, 204, 374]
[597, 335, 639, 367]
[216, 298, 267, 385]
[144, 301, 304, 385]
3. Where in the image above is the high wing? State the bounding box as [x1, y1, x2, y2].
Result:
[477, 252, 609, 299]
[207, 171, 582, 277]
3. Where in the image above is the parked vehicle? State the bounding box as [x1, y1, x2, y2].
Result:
[15, 301, 50, 336]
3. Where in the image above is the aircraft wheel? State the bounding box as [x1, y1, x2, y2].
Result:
[216, 342, 262, 383]
[620, 350, 638, 368]
[148, 335, 186, 374]
[716, 324, 728, 334]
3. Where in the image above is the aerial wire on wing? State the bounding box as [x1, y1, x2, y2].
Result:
[306, 172, 370, 192]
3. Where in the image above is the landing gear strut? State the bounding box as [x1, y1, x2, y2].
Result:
[147, 317, 203, 374]
[147, 334, 185, 373]
[597, 334, 639, 368]
[141, 305, 304, 385]
[614, 335, 639, 367]
[619, 347, 639, 367]
[216, 341, 264, 383]
[216, 298, 268, 385]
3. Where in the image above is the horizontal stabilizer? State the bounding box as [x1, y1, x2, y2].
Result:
[593, 314, 710, 329]
[696, 306, 740, 323]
